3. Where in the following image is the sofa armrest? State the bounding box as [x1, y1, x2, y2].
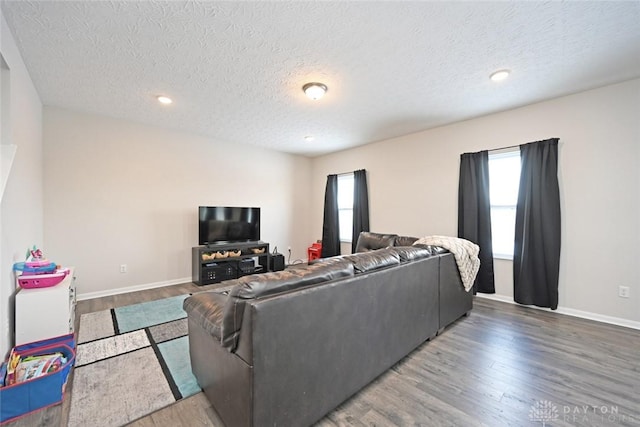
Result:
[183, 292, 228, 341]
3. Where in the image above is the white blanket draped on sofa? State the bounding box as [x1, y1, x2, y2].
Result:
[413, 236, 480, 292]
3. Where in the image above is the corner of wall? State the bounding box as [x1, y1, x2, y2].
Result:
[0, 8, 45, 358]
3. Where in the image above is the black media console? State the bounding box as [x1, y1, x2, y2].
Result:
[192, 241, 271, 286]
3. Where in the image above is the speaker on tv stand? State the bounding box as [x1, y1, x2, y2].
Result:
[270, 253, 285, 272]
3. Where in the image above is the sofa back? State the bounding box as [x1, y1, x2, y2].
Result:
[239, 254, 440, 426]
[217, 246, 434, 351]
[221, 259, 354, 349]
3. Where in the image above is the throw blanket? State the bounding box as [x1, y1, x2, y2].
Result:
[413, 236, 480, 292]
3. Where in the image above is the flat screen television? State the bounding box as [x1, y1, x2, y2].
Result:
[199, 206, 260, 245]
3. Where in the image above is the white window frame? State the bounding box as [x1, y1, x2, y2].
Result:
[337, 173, 354, 243]
[488, 149, 521, 260]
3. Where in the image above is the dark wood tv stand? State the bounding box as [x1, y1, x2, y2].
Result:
[192, 241, 270, 285]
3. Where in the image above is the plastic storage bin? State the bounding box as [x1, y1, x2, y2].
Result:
[0, 334, 75, 424]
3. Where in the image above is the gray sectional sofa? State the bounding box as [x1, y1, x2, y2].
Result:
[183, 232, 473, 426]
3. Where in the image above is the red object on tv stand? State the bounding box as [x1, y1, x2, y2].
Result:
[307, 242, 322, 262]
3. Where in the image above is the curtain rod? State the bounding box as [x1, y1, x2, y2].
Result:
[489, 143, 521, 153]
[488, 137, 560, 153]
[331, 169, 365, 177]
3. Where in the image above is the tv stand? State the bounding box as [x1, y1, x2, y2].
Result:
[192, 241, 271, 286]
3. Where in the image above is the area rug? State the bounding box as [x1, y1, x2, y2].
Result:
[68, 294, 200, 427]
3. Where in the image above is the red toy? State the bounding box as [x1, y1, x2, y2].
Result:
[307, 242, 322, 262]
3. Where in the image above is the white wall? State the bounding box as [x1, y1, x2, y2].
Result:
[311, 79, 640, 324]
[43, 107, 311, 297]
[0, 10, 44, 358]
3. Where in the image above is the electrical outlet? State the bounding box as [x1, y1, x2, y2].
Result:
[120, 264, 127, 273]
[618, 286, 629, 298]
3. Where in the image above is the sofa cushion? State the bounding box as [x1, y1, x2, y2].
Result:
[230, 260, 354, 300]
[413, 244, 450, 256]
[345, 247, 401, 273]
[306, 254, 352, 267]
[390, 246, 433, 263]
[394, 235, 418, 246]
[354, 232, 397, 253]
[183, 291, 227, 340]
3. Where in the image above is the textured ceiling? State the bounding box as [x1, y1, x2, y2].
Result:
[2, 1, 640, 157]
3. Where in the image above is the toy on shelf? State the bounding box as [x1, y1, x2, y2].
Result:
[12, 246, 69, 289]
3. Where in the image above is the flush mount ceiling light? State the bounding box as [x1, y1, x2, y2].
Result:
[157, 95, 173, 105]
[490, 69, 510, 82]
[302, 82, 328, 100]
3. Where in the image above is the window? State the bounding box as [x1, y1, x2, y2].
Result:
[488, 150, 521, 259]
[337, 173, 354, 242]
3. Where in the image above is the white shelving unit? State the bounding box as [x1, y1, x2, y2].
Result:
[15, 267, 76, 345]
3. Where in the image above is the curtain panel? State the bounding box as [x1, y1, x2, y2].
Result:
[514, 138, 561, 309]
[321, 174, 341, 258]
[458, 150, 495, 293]
[351, 169, 370, 253]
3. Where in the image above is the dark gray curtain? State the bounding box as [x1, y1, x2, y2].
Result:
[458, 150, 495, 293]
[321, 174, 340, 258]
[514, 138, 561, 310]
[351, 169, 370, 253]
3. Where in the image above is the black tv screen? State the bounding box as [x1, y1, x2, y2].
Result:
[199, 206, 260, 245]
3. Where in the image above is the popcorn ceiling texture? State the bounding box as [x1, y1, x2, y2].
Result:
[3, 1, 640, 156]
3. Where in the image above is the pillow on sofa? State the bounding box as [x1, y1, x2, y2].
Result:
[345, 247, 401, 273]
[354, 232, 397, 253]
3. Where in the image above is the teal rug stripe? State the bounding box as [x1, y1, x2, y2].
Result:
[157, 336, 200, 398]
[115, 294, 189, 333]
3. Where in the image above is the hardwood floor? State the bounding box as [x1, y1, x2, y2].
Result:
[6, 283, 640, 427]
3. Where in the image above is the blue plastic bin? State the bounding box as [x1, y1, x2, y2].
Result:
[0, 334, 75, 424]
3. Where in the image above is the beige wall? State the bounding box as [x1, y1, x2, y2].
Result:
[311, 79, 640, 324]
[3, 15, 638, 362]
[43, 107, 312, 297]
[1, 10, 44, 358]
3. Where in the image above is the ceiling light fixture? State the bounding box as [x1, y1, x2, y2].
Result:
[157, 95, 173, 104]
[489, 70, 510, 82]
[302, 82, 328, 100]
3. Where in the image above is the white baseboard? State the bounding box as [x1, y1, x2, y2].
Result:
[76, 276, 192, 301]
[475, 293, 640, 330]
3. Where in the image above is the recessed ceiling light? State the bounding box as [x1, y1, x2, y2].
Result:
[302, 83, 328, 100]
[490, 70, 510, 82]
[157, 95, 173, 105]
[304, 135, 315, 142]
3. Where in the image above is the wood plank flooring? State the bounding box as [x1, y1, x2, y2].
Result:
[6, 282, 639, 427]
